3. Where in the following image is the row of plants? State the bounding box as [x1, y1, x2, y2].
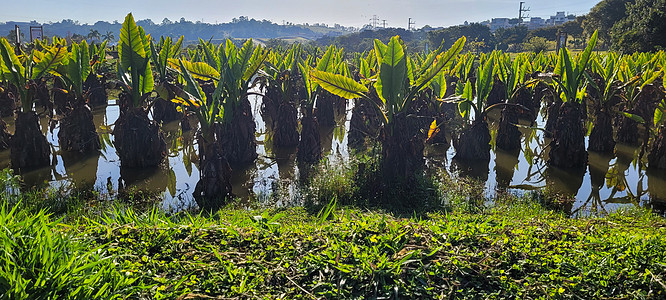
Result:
[1, 13, 666, 209]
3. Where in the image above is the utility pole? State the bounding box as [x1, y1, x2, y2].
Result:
[519, 2, 530, 23]
[408, 18, 415, 31]
[381, 19, 387, 28]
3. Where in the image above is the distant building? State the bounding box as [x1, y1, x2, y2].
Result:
[482, 11, 576, 32]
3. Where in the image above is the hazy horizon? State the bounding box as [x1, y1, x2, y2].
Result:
[2, 0, 601, 29]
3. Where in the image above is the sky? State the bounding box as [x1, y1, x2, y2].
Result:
[1, 0, 601, 28]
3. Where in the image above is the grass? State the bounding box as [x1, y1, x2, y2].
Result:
[1, 167, 666, 299]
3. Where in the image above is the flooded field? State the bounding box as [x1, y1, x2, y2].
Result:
[2, 94, 665, 215]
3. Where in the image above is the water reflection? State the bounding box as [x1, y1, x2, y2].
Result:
[0, 92, 664, 214]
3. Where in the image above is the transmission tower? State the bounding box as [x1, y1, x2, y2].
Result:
[369, 15, 379, 29]
[408, 18, 415, 31]
[519, 2, 530, 23]
[382, 19, 387, 28]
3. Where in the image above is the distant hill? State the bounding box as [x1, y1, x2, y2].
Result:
[0, 17, 356, 44]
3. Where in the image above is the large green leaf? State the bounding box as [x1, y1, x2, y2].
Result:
[119, 13, 146, 71]
[32, 44, 67, 79]
[316, 45, 336, 72]
[170, 58, 220, 81]
[310, 69, 368, 100]
[0, 38, 25, 85]
[242, 45, 267, 82]
[414, 36, 465, 91]
[376, 36, 406, 108]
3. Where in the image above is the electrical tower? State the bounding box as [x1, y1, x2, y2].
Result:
[408, 18, 415, 31]
[382, 19, 387, 28]
[519, 2, 530, 23]
[370, 15, 379, 29]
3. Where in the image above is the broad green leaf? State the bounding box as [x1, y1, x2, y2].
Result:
[376, 36, 406, 107]
[415, 37, 465, 91]
[655, 107, 664, 127]
[621, 111, 645, 124]
[310, 69, 368, 100]
[119, 13, 146, 71]
[317, 45, 336, 72]
[170, 58, 220, 81]
[242, 45, 268, 82]
[0, 38, 25, 84]
[32, 44, 67, 79]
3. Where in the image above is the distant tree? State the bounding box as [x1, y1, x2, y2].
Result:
[87, 29, 101, 42]
[523, 36, 550, 53]
[161, 18, 172, 25]
[611, 0, 666, 52]
[582, 0, 634, 45]
[525, 26, 558, 41]
[494, 25, 528, 51]
[428, 23, 494, 51]
[102, 31, 115, 42]
[6, 29, 25, 44]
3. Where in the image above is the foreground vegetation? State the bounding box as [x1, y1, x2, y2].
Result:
[2, 167, 666, 299]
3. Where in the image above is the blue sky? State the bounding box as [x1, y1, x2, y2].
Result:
[2, 0, 601, 28]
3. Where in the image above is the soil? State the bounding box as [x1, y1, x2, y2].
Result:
[588, 111, 615, 153]
[273, 102, 299, 147]
[454, 119, 491, 161]
[648, 126, 666, 169]
[194, 128, 233, 209]
[11, 111, 50, 170]
[217, 97, 258, 165]
[297, 115, 321, 163]
[113, 100, 167, 168]
[548, 102, 588, 168]
[496, 106, 522, 151]
[58, 103, 101, 153]
[83, 73, 108, 107]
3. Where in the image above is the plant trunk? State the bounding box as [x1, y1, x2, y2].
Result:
[194, 127, 233, 209]
[273, 101, 299, 147]
[0, 84, 16, 118]
[588, 111, 615, 153]
[615, 114, 639, 145]
[382, 113, 425, 180]
[11, 111, 50, 169]
[486, 79, 506, 107]
[348, 97, 381, 150]
[83, 73, 108, 107]
[218, 97, 257, 165]
[297, 114, 321, 163]
[496, 106, 521, 151]
[113, 101, 166, 168]
[454, 119, 491, 161]
[648, 126, 666, 169]
[544, 98, 561, 138]
[58, 103, 101, 153]
[153, 97, 182, 124]
[316, 92, 336, 127]
[515, 87, 537, 122]
[548, 102, 587, 168]
[0, 119, 11, 150]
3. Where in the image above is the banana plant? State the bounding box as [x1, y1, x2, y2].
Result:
[311, 35, 465, 178]
[546, 31, 598, 169]
[52, 40, 102, 153]
[113, 13, 165, 168]
[174, 38, 268, 164]
[0, 37, 67, 169]
[116, 13, 153, 109]
[150, 35, 184, 123]
[648, 73, 666, 169]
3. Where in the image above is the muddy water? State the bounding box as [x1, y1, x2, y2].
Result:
[2, 96, 665, 215]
